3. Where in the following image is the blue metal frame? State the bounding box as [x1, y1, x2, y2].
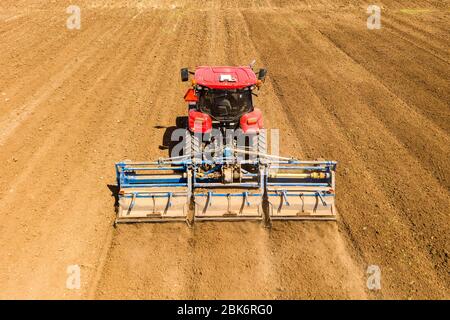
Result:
[115, 151, 337, 218]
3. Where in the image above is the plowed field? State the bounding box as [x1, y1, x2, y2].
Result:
[0, 0, 448, 299]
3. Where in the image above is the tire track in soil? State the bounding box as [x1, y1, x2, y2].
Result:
[294, 14, 450, 287]
[0, 14, 115, 125]
[0, 15, 136, 198]
[94, 8, 211, 299]
[0, 9, 172, 298]
[0, 0, 448, 299]
[241, 8, 449, 298]
[0, 10, 143, 100]
[309, 12, 450, 132]
[311, 24, 450, 190]
[227, 8, 367, 298]
[383, 10, 450, 56]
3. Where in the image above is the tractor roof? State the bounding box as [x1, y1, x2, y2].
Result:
[194, 66, 257, 89]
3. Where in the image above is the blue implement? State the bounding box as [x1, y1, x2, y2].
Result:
[115, 150, 337, 224]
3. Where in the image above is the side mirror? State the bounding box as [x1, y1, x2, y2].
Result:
[258, 68, 267, 81]
[181, 68, 189, 82]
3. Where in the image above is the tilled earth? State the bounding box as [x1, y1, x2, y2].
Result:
[0, 0, 448, 299]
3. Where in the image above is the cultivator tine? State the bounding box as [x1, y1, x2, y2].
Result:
[240, 191, 251, 214]
[316, 191, 327, 207]
[194, 191, 263, 221]
[127, 193, 136, 216]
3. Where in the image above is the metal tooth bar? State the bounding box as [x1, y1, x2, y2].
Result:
[124, 181, 185, 185]
[121, 193, 187, 198]
[116, 160, 336, 166]
[121, 183, 188, 188]
[267, 161, 337, 167]
[280, 160, 337, 165]
[121, 191, 187, 195]
[116, 217, 188, 224]
[116, 216, 335, 223]
[195, 217, 263, 221]
[265, 159, 336, 164]
[267, 183, 330, 187]
[121, 167, 185, 171]
[124, 175, 185, 179]
[267, 193, 334, 197]
[195, 192, 262, 197]
[124, 178, 185, 183]
[194, 183, 260, 188]
[198, 160, 259, 165]
[117, 161, 189, 166]
[270, 216, 337, 221]
[118, 163, 185, 167]
[269, 166, 329, 171]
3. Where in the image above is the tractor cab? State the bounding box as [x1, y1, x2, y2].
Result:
[196, 87, 253, 122]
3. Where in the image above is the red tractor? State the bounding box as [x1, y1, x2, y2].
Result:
[114, 65, 337, 225]
[180, 65, 268, 159]
[182, 65, 266, 131]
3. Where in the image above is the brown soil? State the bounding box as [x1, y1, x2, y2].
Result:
[0, 0, 448, 299]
